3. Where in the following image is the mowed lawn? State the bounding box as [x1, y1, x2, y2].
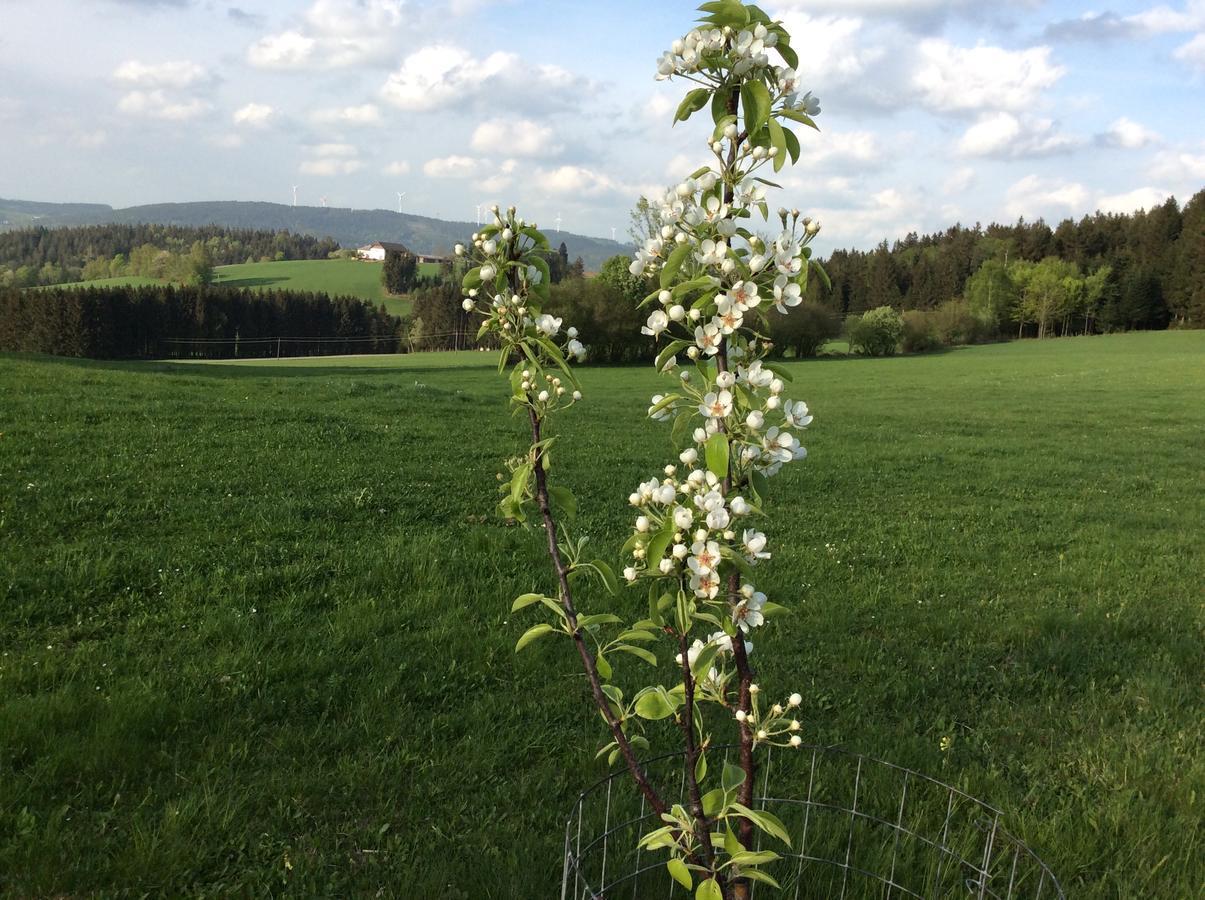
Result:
[0, 333, 1201, 897]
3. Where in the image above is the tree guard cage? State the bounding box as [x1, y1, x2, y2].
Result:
[561, 745, 1063, 900]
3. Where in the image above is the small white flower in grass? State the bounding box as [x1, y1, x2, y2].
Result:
[535, 314, 562, 337]
[642, 310, 669, 337]
[789, 693, 802, 707]
[699, 389, 733, 419]
[572, 390, 582, 401]
[623, 566, 638, 583]
[783, 399, 812, 428]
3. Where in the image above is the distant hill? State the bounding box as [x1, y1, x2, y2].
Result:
[0, 198, 629, 271]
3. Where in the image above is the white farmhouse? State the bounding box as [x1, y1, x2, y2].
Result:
[356, 241, 410, 261]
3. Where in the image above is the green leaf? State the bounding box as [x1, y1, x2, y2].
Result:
[777, 42, 799, 70]
[548, 485, 576, 519]
[740, 80, 771, 137]
[618, 628, 657, 643]
[701, 787, 727, 817]
[749, 469, 770, 502]
[511, 593, 543, 612]
[690, 641, 722, 680]
[674, 88, 711, 125]
[696, 877, 724, 900]
[728, 850, 781, 867]
[763, 362, 794, 382]
[723, 827, 744, 856]
[633, 689, 675, 720]
[510, 464, 532, 505]
[578, 613, 622, 629]
[645, 517, 676, 569]
[730, 804, 793, 848]
[694, 750, 707, 784]
[660, 242, 692, 289]
[649, 393, 682, 416]
[767, 118, 787, 173]
[667, 857, 692, 891]
[740, 868, 782, 888]
[722, 762, 746, 793]
[655, 339, 690, 374]
[616, 644, 657, 666]
[704, 432, 729, 479]
[671, 410, 695, 448]
[591, 559, 619, 595]
[783, 126, 801, 164]
[595, 652, 612, 680]
[515, 623, 555, 652]
[780, 108, 820, 131]
[461, 266, 482, 290]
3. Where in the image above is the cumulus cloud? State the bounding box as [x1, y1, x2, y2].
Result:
[380, 45, 584, 112]
[470, 117, 560, 157]
[300, 142, 363, 175]
[1148, 147, 1205, 182]
[248, 0, 406, 70]
[113, 59, 209, 88]
[1044, 2, 1205, 42]
[943, 167, 976, 194]
[423, 155, 484, 178]
[1174, 32, 1205, 70]
[1005, 175, 1089, 219]
[538, 165, 625, 198]
[117, 90, 210, 120]
[232, 102, 274, 127]
[1097, 187, 1170, 214]
[914, 40, 1065, 114]
[311, 103, 383, 125]
[957, 112, 1078, 158]
[382, 160, 411, 175]
[1098, 117, 1161, 149]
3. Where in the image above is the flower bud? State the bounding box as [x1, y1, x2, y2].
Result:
[635, 516, 650, 533]
[757, 729, 768, 740]
[712, 141, 723, 152]
[454, 243, 465, 256]
[790, 735, 802, 747]
[658, 289, 672, 304]
[537, 390, 549, 402]
[806, 219, 822, 236]
[462, 299, 475, 311]
[664, 464, 676, 476]
[735, 710, 747, 722]
[572, 390, 582, 401]
[716, 371, 735, 389]
[679, 448, 698, 465]
[789, 693, 802, 707]
[629, 492, 641, 506]
[659, 558, 675, 574]
[750, 683, 760, 694]
[623, 567, 638, 583]
[668, 304, 686, 321]
[723, 123, 737, 139]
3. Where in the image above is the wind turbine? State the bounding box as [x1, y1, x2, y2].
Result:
[611, 227, 616, 241]
[320, 196, 328, 208]
[292, 185, 299, 207]
[396, 191, 406, 214]
[555, 213, 563, 232]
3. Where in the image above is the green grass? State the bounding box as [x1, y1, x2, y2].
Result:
[1, 333, 1201, 897]
[43, 259, 445, 317]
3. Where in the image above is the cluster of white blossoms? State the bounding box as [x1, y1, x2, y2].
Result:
[458, 205, 586, 414]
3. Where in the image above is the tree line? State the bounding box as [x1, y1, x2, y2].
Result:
[820, 189, 1204, 333]
[0, 224, 341, 288]
[0, 284, 400, 359]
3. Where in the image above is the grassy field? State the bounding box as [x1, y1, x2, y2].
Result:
[44, 259, 443, 317]
[1, 333, 1201, 897]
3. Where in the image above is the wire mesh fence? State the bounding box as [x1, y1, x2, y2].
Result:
[562, 744, 1063, 900]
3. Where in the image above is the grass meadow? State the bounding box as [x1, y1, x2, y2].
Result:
[0, 332, 1201, 897]
[47, 258, 443, 317]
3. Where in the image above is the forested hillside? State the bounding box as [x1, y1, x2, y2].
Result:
[0, 224, 339, 287]
[820, 190, 1204, 332]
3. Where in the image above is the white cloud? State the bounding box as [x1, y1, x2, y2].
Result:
[808, 130, 885, 168]
[423, 155, 484, 178]
[248, 31, 316, 69]
[470, 117, 560, 157]
[117, 90, 210, 120]
[1097, 187, 1170, 214]
[943, 166, 976, 194]
[539, 165, 625, 198]
[382, 160, 411, 175]
[1130, 1, 1205, 34]
[1099, 117, 1161, 149]
[914, 40, 1065, 113]
[380, 45, 580, 112]
[113, 59, 208, 88]
[1174, 32, 1205, 70]
[300, 142, 363, 176]
[232, 103, 274, 127]
[248, 0, 406, 70]
[957, 112, 1077, 158]
[1004, 175, 1089, 219]
[311, 103, 383, 125]
[801, 186, 924, 247]
[1148, 147, 1205, 182]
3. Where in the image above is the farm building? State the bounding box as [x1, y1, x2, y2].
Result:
[356, 242, 449, 265]
[356, 241, 409, 261]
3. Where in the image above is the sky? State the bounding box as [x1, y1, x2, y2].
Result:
[1, 0, 1203, 253]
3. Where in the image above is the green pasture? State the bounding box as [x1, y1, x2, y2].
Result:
[0, 332, 1201, 897]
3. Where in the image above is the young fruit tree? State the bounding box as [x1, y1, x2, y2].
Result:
[459, 3, 827, 897]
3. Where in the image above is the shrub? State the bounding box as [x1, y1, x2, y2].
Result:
[848, 305, 904, 356]
[900, 310, 942, 353]
[767, 300, 841, 358]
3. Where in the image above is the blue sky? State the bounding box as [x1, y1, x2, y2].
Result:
[1, 0, 1203, 253]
